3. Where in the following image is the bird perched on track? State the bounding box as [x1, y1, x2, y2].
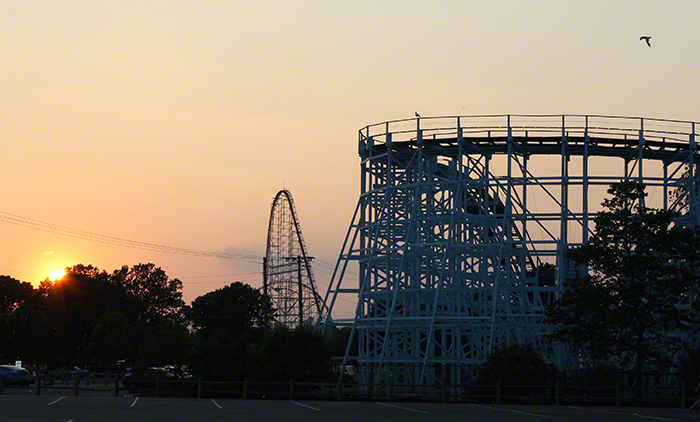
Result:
[415, 111, 421, 118]
[640, 36, 652, 47]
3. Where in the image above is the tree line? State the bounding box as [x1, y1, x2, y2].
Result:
[0, 263, 349, 382]
[3, 180, 700, 387]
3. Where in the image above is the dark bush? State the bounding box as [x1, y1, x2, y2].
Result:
[474, 343, 555, 399]
[561, 363, 619, 400]
[254, 324, 333, 382]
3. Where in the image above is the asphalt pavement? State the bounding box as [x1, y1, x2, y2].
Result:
[2, 393, 700, 422]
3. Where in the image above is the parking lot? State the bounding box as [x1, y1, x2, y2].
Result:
[2, 388, 700, 422]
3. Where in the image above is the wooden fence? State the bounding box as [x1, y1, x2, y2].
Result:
[0, 374, 694, 408]
[0, 376, 695, 408]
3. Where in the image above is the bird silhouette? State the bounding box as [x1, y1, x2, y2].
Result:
[415, 111, 421, 118]
[640, 36, 651, 47]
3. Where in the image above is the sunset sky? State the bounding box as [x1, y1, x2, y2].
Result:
[1, 1, 698, 311]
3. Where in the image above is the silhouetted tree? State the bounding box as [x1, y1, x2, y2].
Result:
[186, 282, 272, 336]
[185, 282, 274, 380]
[88, 311, 140, 366]
[0, 302, 53, 364]
[0, 275, 39, 362]
[136, 321, 191, 373]
[670, 166, 700, 213]
[327, 326, 359, 359]
[0, 275, 34, 313]
[39, 265, 113, 366]
[547, 181, 700, 386]
[255, 324, 332, 382]
[188, 331, 253, 381]
[110, 263, 185, 325]
[98, 263, 188, 367]
[537, 262, 557, 287]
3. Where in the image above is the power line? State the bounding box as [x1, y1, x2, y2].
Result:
[0, 268, 44, 278]
[0, 209, 359, 281]
[0, 210, 261, 264]
[0, 210, 361, 308]
[183, 277, 262, 285]
[180, 272, 260, 279]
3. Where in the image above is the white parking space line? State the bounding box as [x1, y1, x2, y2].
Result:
[47, 396, 67, 406]
[290, 401, 320, 411]
[470, 404, 547, 418]
[375, 402, 428, 414]
[631, 415, 677, 421]
[568, 406, 677, 421]
[130, 397, 139, 408]
[210, 399, 222, 409]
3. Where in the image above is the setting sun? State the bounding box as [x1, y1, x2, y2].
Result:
[49, 270, 66, 281]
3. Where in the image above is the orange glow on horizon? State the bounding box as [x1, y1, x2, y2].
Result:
[49, 270, 66, 281]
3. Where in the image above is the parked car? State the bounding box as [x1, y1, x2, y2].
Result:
[332, 362, 359, 382]
[122, 368, 175, 393]
[49, 365, 88, 379]
[0, 365, 36, 386]
[88, 360, 129, 378]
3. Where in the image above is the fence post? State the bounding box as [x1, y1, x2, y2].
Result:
[289, 378, 294, 401]
[387, 377, 393, 402]
[35, 373, 41, 395]
[243, 377, 248, 400]
[114, 374, 120, 397]
[441, 378, 446, 404]
[197, 377, 202, 399]
[616, 382, 621, 407]
[155, 375, 160, 398]
[681, 382, 687, 409]
[337, 380, 343, 401]
[555, 381, 560, 406]
[74, 373, 80, 396]
[496, 381, 501, 405]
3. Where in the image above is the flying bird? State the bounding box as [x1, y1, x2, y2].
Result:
[640, 36, 651, 47]
[415, 111, 421, 118]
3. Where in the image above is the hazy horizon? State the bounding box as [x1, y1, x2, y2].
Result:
[2, 1, 698, 313]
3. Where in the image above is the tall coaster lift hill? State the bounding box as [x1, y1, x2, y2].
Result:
[318, 114, 700, 391]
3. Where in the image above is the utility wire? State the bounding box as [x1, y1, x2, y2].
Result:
[0, 210, 261, 265]
[0, 210, 359, 280]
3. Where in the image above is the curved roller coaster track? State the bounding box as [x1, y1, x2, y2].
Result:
[318, 114, 699, 392]
[264, 189, 324, 327]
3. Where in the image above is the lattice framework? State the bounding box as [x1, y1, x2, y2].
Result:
[319, 115, 700, 391]
[265, 189, 323, 327]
